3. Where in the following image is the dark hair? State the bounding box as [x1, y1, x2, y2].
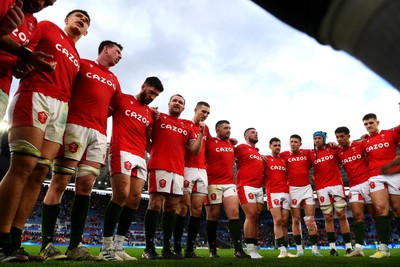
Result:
[290, 134, 302, 142]
[98, 40, 123, 55]
[196, 101, 210, 108]
[169, 94, 185, 105]
[335, 126, 350, 135]
[244, 128, 255, 136]
[144, 77, 164, 92]
[362, 113, 377, 121]
[215, 120, 230, 131]
[66, 9, 91, 25]
[269, 137, 280, 145]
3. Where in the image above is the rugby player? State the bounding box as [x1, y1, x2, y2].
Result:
[280, 134, 322, 257]
[142, 94, 204, 260]
[173, 101, 211, 258]
[205, 120, 250, 259]
[234, 128, 264, 259]
[361, 113, 400, 258]
[100, 77, 163, 261]
[265, 137, 297, 258]
[39, 40, 122, 261]
[0, 9, 90, 262]
[309, 131, 352, 256]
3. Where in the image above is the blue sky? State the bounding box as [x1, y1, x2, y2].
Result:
[6, 0, 399, 154]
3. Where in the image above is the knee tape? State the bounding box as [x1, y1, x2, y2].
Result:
[37, 157, 53, 171]
[333, 200, 347, 212]
[304, 215, 317, 231]
[9, 139, 41, 158]
[320, 204, 333, 214]
[77, 164, 100, 177]
[53, 163, 76, 175]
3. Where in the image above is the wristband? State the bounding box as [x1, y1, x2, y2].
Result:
[19, 46, 32, 62]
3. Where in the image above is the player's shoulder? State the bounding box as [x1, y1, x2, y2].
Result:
[180, 118, 192, 125]
[280, 150, 289, 157]
[23, 12, 37, 24]
[38, 20, 57, 29]
[351, 140, 363, 147]
[114, 92, 133, 102]
[80, 58, 94, 66]
[207, 136, 219, 143]
[234, 143, 246, 151]
[236, 143, 247, 149]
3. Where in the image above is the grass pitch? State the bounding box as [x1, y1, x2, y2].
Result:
[3, 246, 399, 267]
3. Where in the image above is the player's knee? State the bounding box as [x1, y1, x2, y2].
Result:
[246, 211, 258, 221]
[320, 204, 333, 215]
[191, 206, 202, 217]
[333, 200, 347, 212]
[273, 215, 283, 226]
[112, 193, 128, 206]
[281, 218, 288, 227]
[76, 164, 100, 177]
[37, 157, 53, 172]
[176, 203, 189, 216]
[304, 215, 317, 231]
[291, 214, 301, 224]
[53, 163, 76, 176]
[226, 209, 239, 220]
[206, 208, 219, 221]
[9, 139, 41, 158]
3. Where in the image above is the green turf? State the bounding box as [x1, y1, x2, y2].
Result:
[3, 246, 399, 267]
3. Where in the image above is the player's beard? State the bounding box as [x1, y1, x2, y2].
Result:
[139, 92, 151, 105]
[250, 137, 258, 144]
[169, 105, 182, 117]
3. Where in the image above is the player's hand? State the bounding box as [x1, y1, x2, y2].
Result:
[381, 157, 400, 175]
[228, 138, 238, 146]
[12, 59, 34, 78]
[360, 133, 368, 140]
[327, 142, 338, 148]
[198, 121, 205, 134]
[0, 0, 24, 36]
[27, 51, 56, 72]
[261, 154, 268, 163]
[151, 107, 160, 121]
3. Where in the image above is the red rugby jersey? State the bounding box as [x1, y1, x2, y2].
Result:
[109, 93, 154, 159]
[337, 141, 370, 187]
[147, 113, 194, 176]
[280, 149, 311, 187]
[183, 120, 210, 169]
[308, 146, 343, 190]
[363, 126, 400, 176]
[265, 155, 289, 194]
[205, 137, 235, 185]
[67, 59, 121, 135]
[17, 21, 80, 102]
[0, 13, 40, 94]
[234, 143, 264, 188]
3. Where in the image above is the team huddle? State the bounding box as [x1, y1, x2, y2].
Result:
[0, 0, 400, 263]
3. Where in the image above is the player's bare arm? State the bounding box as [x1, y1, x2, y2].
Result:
[12, 58, 34, 78]
[0, 0, 24, 36]
[151, 107, 160, 121]
[187, 121, 205, 155]
[229, 138, 238, 145]
[0, 35, 56, 72]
